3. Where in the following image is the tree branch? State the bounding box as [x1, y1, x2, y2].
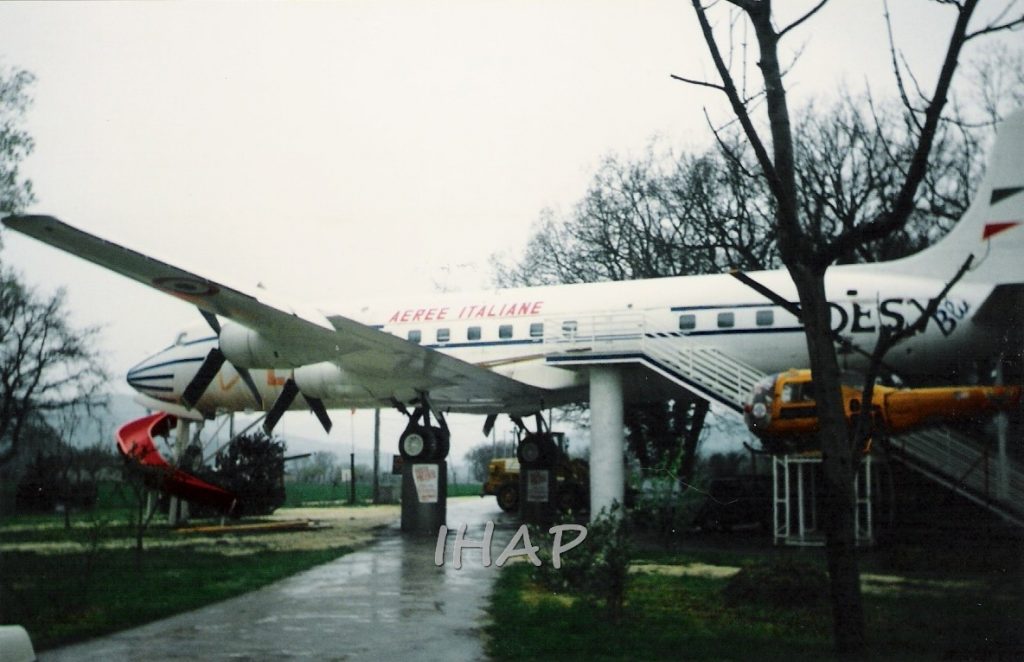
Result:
[669, 74, 725, 91]
[689, 0, 783, 203]
[824, 0, 979, 264]
[778, 0, 831, 38]
[966, 15, 1024, 40]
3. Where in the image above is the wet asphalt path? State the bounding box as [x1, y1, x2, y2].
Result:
[40, 498, 517, 661]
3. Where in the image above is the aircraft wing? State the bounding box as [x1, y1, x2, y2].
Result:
[2, 214, 552, 412]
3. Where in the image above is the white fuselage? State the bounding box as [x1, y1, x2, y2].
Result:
[128, 263, 998, 417]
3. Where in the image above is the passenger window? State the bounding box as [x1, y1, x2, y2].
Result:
[678, 314, 696, 331]
[529, 322, 544, 338]
[499, 324, 513, 339]
[436, 328, 450, 343]
[756, 309, 774, 327]
[562, 320, 578, 337]
[717, 312, 735, 328]
[467, 326, 481, 341]
[408, 330, 421, 344]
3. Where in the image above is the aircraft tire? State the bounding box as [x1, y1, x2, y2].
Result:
[399, 425, 436, 461]
[497, 483, 519, 512]
[517, 433, 553, 467]
[432, 426, 451, 461]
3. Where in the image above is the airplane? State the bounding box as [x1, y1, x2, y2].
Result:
[4, 109, 1023, 466]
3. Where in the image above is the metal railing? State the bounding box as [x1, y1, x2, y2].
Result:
[890, 426, 1024, 525]
[542, 312, 763, 410]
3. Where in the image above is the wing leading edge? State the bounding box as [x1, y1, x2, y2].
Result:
[2, 214, 552, 412]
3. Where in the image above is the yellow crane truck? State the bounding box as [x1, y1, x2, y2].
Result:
[744, 369, 1020, 451]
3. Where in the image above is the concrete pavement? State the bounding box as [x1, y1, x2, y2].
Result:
[40, 497, 516, 661]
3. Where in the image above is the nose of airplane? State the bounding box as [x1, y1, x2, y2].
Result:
[126, 350, 184, 402]
[126, 333, 214, 404]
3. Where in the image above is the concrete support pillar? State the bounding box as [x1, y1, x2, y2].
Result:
[168, 418, 191, 526]
[401, 461, 447, 535]
[589, 366, 625, 520]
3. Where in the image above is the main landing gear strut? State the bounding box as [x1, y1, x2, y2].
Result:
[393, 394, 449, 534]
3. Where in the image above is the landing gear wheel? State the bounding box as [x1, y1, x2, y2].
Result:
[517, 433, 554, 467]
[395, 394, 451, 462]
[497, 483, 519, 512]
[434, 428, 451, 461]
[399, 424, 450, 462]
[399, 426, 435, 461]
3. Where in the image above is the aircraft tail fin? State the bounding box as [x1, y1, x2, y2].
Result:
[883, 109, 1024, 285]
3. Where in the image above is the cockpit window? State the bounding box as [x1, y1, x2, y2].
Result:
[781, 381, 814, 403]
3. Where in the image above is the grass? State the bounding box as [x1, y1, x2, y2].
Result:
[0, 511, 355, 651]
[3, 544, 349, 650]
[486, 539, 1024, 660]
[0, 476, 393, 651]
[0, 477, 475, 650]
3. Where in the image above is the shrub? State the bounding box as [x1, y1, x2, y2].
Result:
[534, 503, 632, 622]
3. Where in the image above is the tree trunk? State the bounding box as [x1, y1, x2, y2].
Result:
[790, 266, 866, 657]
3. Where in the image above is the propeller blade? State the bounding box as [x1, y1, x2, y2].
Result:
[235, 367, 264, 409]
[303, 395, 333, 433]
[264, 378, 300, 435]
[482, 413, 498, 437]
[182, 348, 227, 408]
[199, 309, 221, 334]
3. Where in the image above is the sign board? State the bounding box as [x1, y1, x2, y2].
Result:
[526, 469, 549, 502]
[412, 463, 439, 503]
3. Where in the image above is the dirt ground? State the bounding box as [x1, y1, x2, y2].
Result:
[167, 503, 404, 555]
[0, 503, 402, 556]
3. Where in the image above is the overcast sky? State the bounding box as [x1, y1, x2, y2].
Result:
[0, 1, 1014, 458]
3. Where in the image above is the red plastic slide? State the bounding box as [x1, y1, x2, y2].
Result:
[116, 412, 237, 513]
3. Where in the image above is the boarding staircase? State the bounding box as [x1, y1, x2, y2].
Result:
[886, 426, 1024, 527]
[542, 313, 763, 412]
[542, 312, 1024, 528]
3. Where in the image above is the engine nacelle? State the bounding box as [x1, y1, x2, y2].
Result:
[294, 362, 360, 400]
[219, 323, 304, 369]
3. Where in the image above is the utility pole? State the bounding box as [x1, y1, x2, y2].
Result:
[349, 451, 356, 505]
[372, 408, 381, 504]
[349, 410, 357, 505]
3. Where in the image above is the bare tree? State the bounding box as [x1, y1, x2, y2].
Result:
[494, 144, 778, 287]
[120, 448, 163, 566]
[0, 65, 35, 217]
[0, 273, 108, 468]
[679, 1, 1022, 654]
[0, 64, 109, 470]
